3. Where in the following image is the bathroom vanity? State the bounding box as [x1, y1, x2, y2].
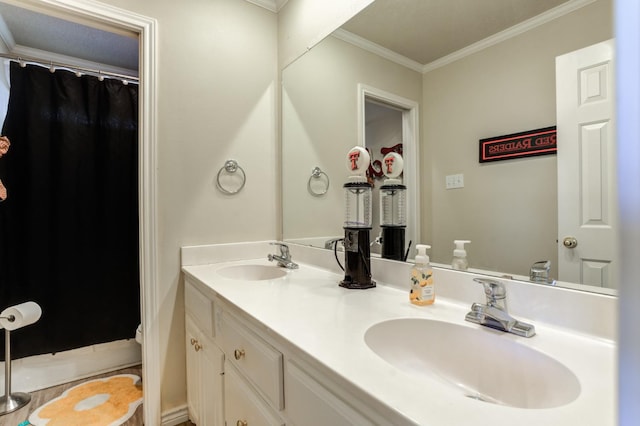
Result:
[181, 241, 616, 426]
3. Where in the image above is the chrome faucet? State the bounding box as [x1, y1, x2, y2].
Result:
[268, 242, 299, 269]
[324, 237, 344, 250]
[529, 260, 556, 285]
[465, 278, 535, 337]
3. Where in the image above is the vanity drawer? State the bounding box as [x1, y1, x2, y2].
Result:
[185, 279, 214, 338]
[219, 310, 284, 410]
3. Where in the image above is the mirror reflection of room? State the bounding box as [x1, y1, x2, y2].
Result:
[281, 0, 614, 293]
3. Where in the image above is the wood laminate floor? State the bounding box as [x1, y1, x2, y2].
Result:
[0, 365, 196, 426]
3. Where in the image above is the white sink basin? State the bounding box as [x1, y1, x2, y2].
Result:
[364, 318, 580, 409]
[217, 264, 287, 281]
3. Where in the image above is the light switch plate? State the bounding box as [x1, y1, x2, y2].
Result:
[445, 174, 464, 189]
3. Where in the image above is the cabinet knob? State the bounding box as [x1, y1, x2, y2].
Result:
[234, 349, 245, 360]
[190, 338, 197, 346]
[194, 342, 202, 352]
[236, 420, 248, 426]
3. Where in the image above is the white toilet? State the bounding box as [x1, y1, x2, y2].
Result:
[135, 323, 143, 344]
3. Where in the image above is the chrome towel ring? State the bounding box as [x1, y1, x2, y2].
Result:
[216, 159, 246, 195]
[308, 166, 329, 196]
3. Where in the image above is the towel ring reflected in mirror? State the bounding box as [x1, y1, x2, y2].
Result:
[308, 166, 329, 196]
[216, 159, 246, 195]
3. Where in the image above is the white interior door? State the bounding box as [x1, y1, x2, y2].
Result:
[556, 39, 617, 288]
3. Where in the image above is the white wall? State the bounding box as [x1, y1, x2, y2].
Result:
[94, 0, 279, 414]
[282, 35, 421, 241]
[277, 0, 374, 69]
[422, 0, 612, 277]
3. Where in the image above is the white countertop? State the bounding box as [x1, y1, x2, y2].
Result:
[181, 242, 616, 426]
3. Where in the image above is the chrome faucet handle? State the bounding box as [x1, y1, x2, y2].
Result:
[270, 242, 290, 258]
[268, 242, 299, 269]
[530, 260, 555, 285]
[469, 303, 516, 331]
[473, 277, 506, 306]
[467, 278, 535, 337]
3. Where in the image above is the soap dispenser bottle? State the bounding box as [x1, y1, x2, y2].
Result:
[452, 240, 471, 271]
[410, 244, 434, 306]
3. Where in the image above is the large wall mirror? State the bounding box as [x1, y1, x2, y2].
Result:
[282, 0, 615, 295]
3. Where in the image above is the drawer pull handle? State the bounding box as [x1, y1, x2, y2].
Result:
[194, 342, 202, 352]
[234, 349, 245, 360]
[236, 420, 248, 426]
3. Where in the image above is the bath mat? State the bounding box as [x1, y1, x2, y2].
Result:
[28, 374, 143, 426]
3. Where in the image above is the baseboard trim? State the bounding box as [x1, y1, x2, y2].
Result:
[161, 405, 190, 426]
[0, 339, 142, 393]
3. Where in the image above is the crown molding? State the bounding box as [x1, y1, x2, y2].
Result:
[245, 0, 288, 13]
[0, 12, 15, 53]
[329, 0, 597, 75]
[0, 0, 138, 38]
[422, 0, 597, 73]
[332, 29, 423, 73]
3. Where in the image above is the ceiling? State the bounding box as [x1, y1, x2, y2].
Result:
[342, 0, 573, 66]
[0, 0, 577, 75]
[0, 1, 138, 74]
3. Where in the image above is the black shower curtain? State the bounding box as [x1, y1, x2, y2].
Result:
[0, 62, 140, 360]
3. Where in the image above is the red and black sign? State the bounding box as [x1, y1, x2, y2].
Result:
[479, 126, 557, 163]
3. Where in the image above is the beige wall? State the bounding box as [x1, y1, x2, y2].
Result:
[282, 35, 421, 241]
[422, 0, 612, 276]
[96, 0, 278, 414]
[278, 0, 374, 69]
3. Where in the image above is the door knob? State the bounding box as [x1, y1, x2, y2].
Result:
[563, 236, 578, 248]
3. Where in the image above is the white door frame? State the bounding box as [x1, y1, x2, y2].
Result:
[1, 0, 160, 424]
[357, 84, 420, 255]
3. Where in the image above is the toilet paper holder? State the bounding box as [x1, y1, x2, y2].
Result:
[0, 327, 31, 415]
[0, 303, 41, 415]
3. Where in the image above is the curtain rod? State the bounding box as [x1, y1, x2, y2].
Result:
[0, 52, 139, 83]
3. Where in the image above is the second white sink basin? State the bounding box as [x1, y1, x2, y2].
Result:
[217, 264, 287, 281]
[364, 318, 580, 409]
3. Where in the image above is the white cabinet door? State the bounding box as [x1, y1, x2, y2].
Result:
[201, 337, 225, 426]
[186, 315, 202, 425]
[186, 314, 225, 426]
